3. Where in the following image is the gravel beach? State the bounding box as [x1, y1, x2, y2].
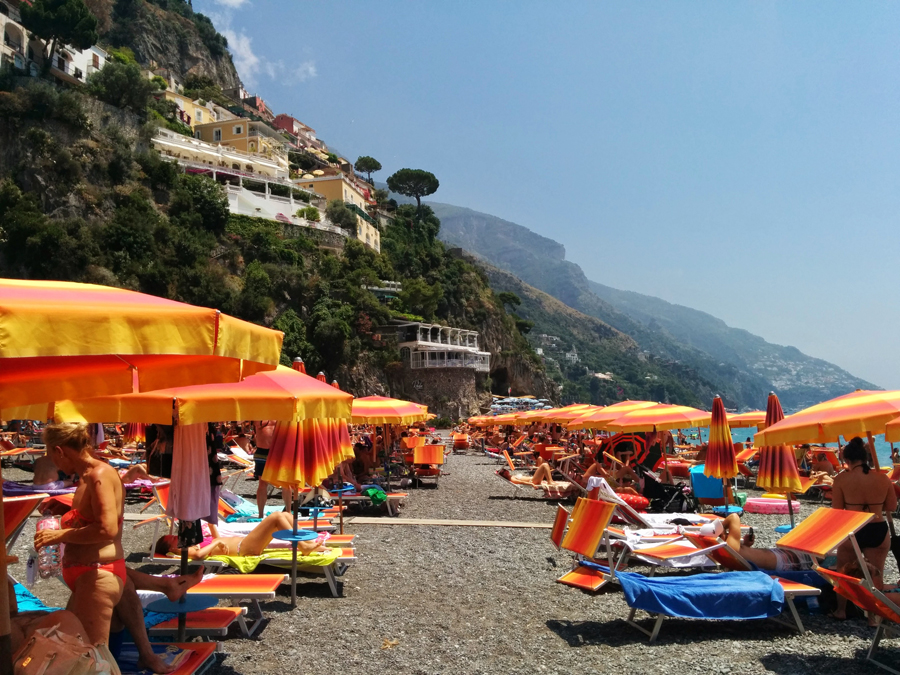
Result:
[8, 443, 898, 675]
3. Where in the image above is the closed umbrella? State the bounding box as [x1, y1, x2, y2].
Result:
[331, 380, 340, 389]
[293, 357, 306, 374]
[122, 422, 146, 445]
[317, 372, 327, 383]
[756, 392, 802, 528]
[704, 396, 738, 480]
[0, 277, 284, 661]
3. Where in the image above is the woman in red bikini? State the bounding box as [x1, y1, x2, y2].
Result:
[33, 423, 126, 646]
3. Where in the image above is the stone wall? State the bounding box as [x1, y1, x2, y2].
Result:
[391, 367, 487, 419]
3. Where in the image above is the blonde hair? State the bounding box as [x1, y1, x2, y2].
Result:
[43, 423, 92, 453]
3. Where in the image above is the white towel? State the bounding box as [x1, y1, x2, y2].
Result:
[169, 423, 211, 521]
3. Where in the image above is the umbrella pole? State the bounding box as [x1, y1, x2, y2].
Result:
[786, 492, 795, 529]
[0, 464, 13, 675]
[177, 547, 188, 641]
[290, 489, 299, 609]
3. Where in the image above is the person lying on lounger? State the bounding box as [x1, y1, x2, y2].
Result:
[575, 453, 641, 496]
[155, 512, 328, 559]
[531, 451, 555, 486]
[716, 513, 815, 571]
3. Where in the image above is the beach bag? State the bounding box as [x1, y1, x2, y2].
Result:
[14, 624, 120, 675]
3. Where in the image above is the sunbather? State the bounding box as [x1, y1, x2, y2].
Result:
[155, 512, 328, 559]
[531, 451, 554, 486]
[810, 453, 836, 476]
[716, 512, 816, 571]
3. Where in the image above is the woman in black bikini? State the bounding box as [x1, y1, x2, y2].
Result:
[831, 436, 898, 620]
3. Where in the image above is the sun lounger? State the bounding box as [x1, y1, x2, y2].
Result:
[411, 445, 445, 485]
[496, 450, 580, 499]
[182, 573, 287, 637]
[4, 494, 49, 560]
[148, 607, 248, 640]
[554, 498, 620, 591]
[817, 567, 900, 674]
[116, 642, 217, 675]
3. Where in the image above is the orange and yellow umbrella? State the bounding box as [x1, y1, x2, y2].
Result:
[0, 277, 284, 666]
[317, 372, 327, 383]
[567, 400, 656, 430]
[704, 396, 737, 479]
[755, 390, 900, 448]
[351, 396, 428, 425]
[7, 366, 352, 425]
[262, 418, 353, 489]
[538, 404, 595, 424]
[514, 409, 552, 425]
[122, 422, 146, 445]
[755, 392, 802, 494]
[727, 411, 766, 429]
[605, 404, 711, 433]
[0, 278, 283, 408]
[490, 413, 519, 425]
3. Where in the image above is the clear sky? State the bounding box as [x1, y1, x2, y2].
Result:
[196, 0, 900, 388]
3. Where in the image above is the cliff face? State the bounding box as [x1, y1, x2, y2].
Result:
[108, 2, 241, 89]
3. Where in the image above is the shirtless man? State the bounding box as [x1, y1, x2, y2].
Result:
[32, 453, 73, 488]
[155, 512, 327, 559]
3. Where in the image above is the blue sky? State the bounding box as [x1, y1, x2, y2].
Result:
[197, 0, 900, 388]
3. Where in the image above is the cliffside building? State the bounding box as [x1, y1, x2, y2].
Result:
[395, 322, 490, 373]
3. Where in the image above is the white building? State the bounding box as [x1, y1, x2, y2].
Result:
[395, 322, 490, 373]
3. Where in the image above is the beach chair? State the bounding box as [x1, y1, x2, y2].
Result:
[496, 450, 580, 500]
[184, 573, 287, 637]
[550, 505, 569, 550]
[4, 494, 49, 558]
[555, 498, 621, 591]
[412, 445, 444, 485]
[148, 607, 249, 641]
[117, 642, 217, 675]
[817, 567, 900, 674]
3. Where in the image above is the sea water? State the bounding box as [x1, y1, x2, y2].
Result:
[687, 426, 895, 467]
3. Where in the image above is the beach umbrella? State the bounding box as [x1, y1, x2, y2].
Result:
[538, 404, 594, 423]
[756, 392, 802, 528]
[604, 404, 711, 434]
[122, 422, 146, 445]
[0, 279, 283, 409]
[261, 417, 352, 607]
[0, 277, 284, 661]
[351, 396, 428, 425]
[490, 413, 519, 425]
[331, 380, 341, 389]
[293, 357, 307, 374]
[727, 411, 766, 429]
[754, 389, 900, 471]
[704, 396, 738, 480]
[302, 173, 315, 179]
[317, 372, 327, 383]
[6, 366, 352, 426]
[567, 401, 656, 430]
[312, 169, 325, 176]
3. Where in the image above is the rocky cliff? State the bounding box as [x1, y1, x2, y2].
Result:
[104, 1, 241, 89]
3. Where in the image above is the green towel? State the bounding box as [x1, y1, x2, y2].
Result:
[209, 547, 340, 573]
[362, 486, 387, 506]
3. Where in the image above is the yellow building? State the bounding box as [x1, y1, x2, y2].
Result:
[193, 119, 289, 172]
[296, 173, 381, 251]
[158, 91, 224, 129]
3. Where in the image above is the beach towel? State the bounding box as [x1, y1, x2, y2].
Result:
[208, 547, 340, 573]
[613, 568, 784, 620]
[362, 487, 387, 506]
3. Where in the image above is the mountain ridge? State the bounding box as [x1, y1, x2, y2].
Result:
[429, 201, 876, 410]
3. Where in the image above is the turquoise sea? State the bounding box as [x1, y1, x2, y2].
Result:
[687, 426, 895, 467]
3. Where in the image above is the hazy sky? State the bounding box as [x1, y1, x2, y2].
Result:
[197, 0, 900, 388]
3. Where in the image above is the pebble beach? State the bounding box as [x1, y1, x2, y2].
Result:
[7, 441, 897, 675]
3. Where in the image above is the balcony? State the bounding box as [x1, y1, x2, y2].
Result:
[3, 36, 22, 55]
[408, 351, 491, 372]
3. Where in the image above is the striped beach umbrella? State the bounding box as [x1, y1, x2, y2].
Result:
[351, 396, 428, 425]
[756, 392, 802, 492]
[262, 418, 353, 490]
[755, 389, 900, 470]
[727, 411, 766, 429]
[122, 422, 146, 445]
[704, 396, 737, 479]
[567, 401, 656, 430]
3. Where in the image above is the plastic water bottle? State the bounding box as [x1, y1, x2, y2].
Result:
[36, 515, 61, 579]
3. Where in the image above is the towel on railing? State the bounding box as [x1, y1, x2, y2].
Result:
[615, 569, 784, 620]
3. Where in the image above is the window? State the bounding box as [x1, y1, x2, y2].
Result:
[0, 4, 8, 16]
[195, 131, 201, 139]
[195, 110, 202, 122]
[213, 129, 222, 142]
[233, 125, 243, 135]
[92, 53, 99, 68]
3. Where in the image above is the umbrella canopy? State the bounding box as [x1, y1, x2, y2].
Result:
[727, 411, 766, 429]
[0, 279, 283, 408]
[755, 390, 900, 448]
[490, 413, 519, 425]
[605, 404, 711, 433]
[567, 401, 656, 430]
[704, 396, 737, 479]
[351, 396, 428, 425]
[538, 404, 594, 423]
[755, 392, 802, 494]
[514, 409, 551, 425]
[0, 277, 284, 667]
[262, 418, 353, 489]
[6, 366, 352, 425]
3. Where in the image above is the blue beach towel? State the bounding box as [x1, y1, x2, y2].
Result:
[614, 569, 784, 620]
